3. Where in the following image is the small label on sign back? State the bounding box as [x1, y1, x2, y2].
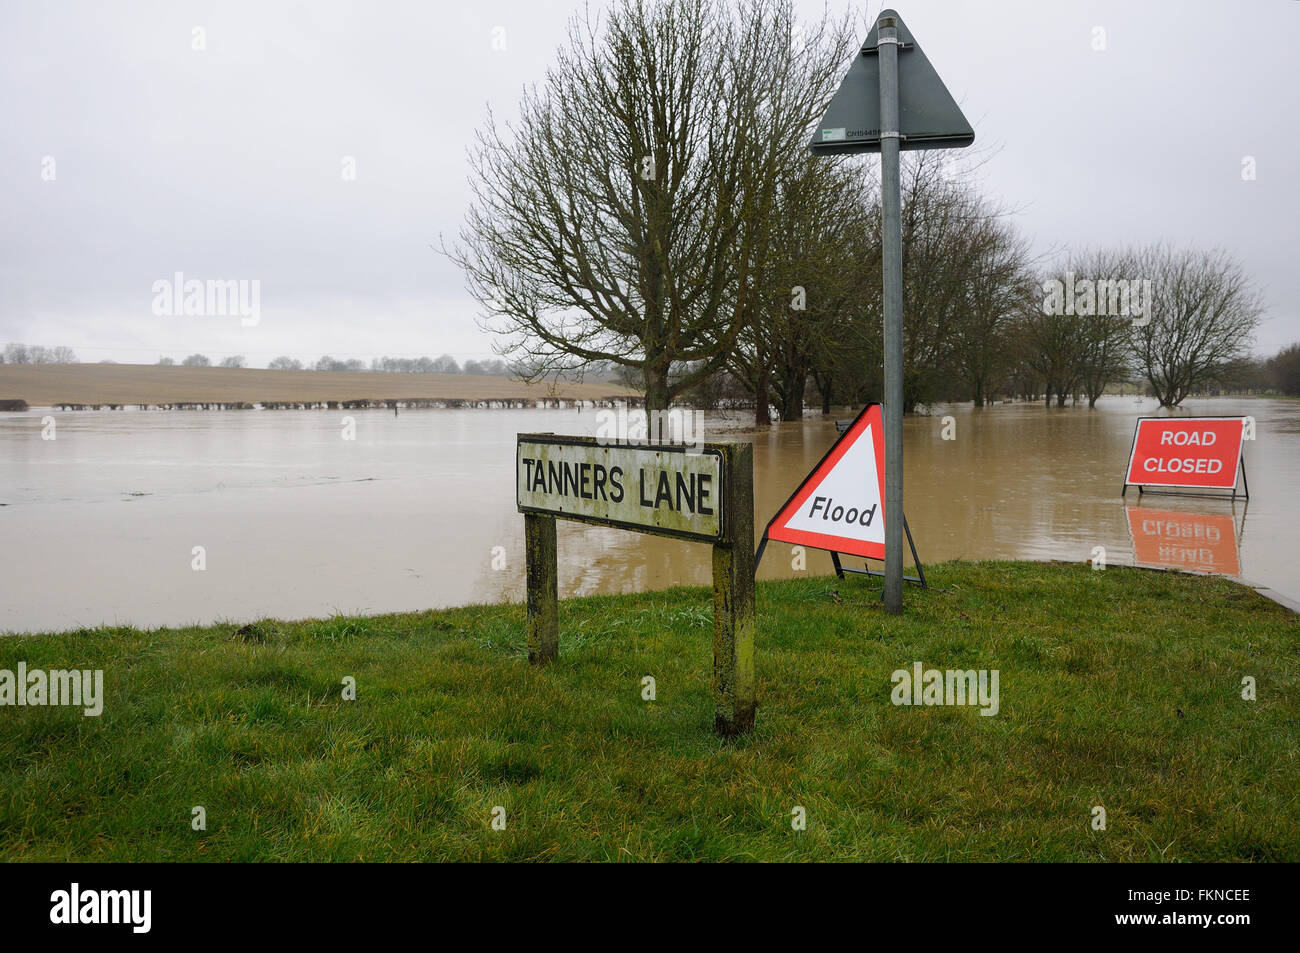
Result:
[821, 127, 846, 142]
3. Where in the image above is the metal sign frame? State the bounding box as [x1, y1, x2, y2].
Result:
[1120, 415, 1250, 501]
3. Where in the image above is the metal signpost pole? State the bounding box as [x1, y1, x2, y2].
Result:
[807, 8, 972, 609]
[877, 14, 905, 614]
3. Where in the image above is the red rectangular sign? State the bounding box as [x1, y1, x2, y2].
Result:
[1124, 417, 1245, 490]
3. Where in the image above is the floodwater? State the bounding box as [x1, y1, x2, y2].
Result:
[1, 397, 1295, 633]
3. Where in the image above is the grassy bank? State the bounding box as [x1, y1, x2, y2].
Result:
[1, 562, 1295, 861]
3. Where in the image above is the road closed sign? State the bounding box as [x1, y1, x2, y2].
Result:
[760, 403, 887, 560]
[1124, 417, 1247, 492]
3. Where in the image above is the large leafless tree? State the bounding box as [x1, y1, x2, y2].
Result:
[892, 155, 1032, 412]
[1064, 249, 1136, 407]
[950, 201, 1035, 407]
[450, 0, 851, 413]
[1127, 245, 1263, 407]
[727, 156, 870, 423]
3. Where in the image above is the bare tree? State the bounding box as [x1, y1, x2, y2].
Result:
[1019, 303, 1087, 408]
[951, 203, 1034, 406]
[451, 0, 850, 415]
[463, 359, 509, 375]
[716, 2, 857, 424]
[1128, 246, 1263, 407]
[219, 355, 246, 368]
[802, 154, 1032, 413]
[1064, 249, 1136, 407]
[181, 353, 211, 367]
[1076, 312, 1131, 407]
[729, 157, 870, 423]
[895, 155, 1028, 411]
[267, 356, 303, 370]
[1025, 251, 1139, 409]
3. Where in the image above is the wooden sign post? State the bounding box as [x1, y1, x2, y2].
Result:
[517, 435, 755, 736]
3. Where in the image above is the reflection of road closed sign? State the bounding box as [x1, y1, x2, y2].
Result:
[760, 403, 886, 560]
[1127, 507, 1240, 576]
[1124, 417, 1246, 491]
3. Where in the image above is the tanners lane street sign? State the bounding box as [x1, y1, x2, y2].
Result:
[515, 435, 756, 736]
[517, 436, 724, 542]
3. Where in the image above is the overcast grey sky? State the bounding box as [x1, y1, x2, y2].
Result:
[2, 0, 1297, 366]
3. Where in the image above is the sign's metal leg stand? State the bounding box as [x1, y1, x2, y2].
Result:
[904, 515, 927, 589]
[826, 514, 927, 591]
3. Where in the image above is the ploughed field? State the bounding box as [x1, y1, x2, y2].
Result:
[0, 363, 636, 408]
[0, 562, 1295, 861]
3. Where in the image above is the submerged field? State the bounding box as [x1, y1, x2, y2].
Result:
[0, 561, 1295, 861]
[0, 362, 634, 407]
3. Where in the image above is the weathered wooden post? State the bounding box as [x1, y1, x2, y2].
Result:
[516, 434, 756, 735]
[524, 512, 558, 664]
[711, 441, 755, 736]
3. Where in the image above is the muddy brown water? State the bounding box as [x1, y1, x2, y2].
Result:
[1, 397, 1295, 633]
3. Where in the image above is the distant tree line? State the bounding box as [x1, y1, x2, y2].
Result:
[1264, 343, 1300, 396]
[366, 355, 513, 375]
[453, 0, 1274, 417]
[1, 343, 78, 364]
[151, 353, 518, 375]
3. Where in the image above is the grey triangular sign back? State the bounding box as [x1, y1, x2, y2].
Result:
[809, 9, 973, 155]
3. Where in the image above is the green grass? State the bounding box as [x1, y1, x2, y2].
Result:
[1, 561, 1296, 861]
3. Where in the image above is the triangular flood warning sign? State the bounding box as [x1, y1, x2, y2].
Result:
[809, 9, 973, 155]
[762, 403, 886, 560]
